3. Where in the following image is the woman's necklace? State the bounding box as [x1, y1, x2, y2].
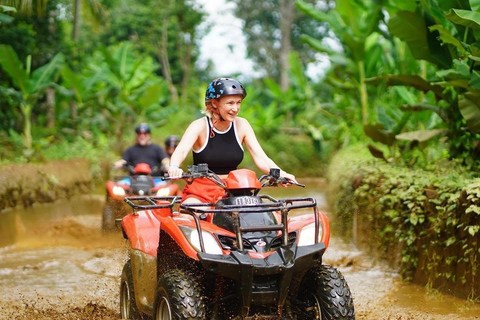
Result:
[210, 116, 228, 138]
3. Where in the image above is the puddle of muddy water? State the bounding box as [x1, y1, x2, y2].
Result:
[385, 279, 480, 318]
[0, 182, 479, 320]
[0, 195, 105, 248]
[0, 194, 126, 320]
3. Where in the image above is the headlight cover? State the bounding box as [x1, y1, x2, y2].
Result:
[179, 226, 223, 255]
[112, 185, 126, 196]
[156, 187, 171, 196]
[297, 222, 323, 247]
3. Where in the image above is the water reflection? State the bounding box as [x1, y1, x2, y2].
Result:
[0, 195, 103, 248]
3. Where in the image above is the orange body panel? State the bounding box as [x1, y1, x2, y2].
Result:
[122, 211, 160, 257]
[225, 169, 262, 190]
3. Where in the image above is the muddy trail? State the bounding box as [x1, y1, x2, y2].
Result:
[0, 193, 479, 320]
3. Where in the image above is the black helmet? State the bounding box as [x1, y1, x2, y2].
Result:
[205, 78, 247, 102]
[165, 135, 180, 148]
[135, 123, 151, 134]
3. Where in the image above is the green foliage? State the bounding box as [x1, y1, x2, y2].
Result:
[296, 0, 389, 124]
[57, 42, 173, 154]
[366, 1, 480, 162]
[229, 0, 327, 81]
[0, 0, 70, 70]
[0, 5, 15, 23]
[244, 51, 352, 160]
[98, 0, 206, 94]
[296, 0, 480, 168]
[0, 44, 64, 150]
[327, 146, 480, 300]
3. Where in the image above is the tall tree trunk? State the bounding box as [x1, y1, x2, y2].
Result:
[73, 0, 81, 41]
[180, 34, 192, 104]
[279, 0, 294, 92]
[358, 60, 368, 125]
[70, 100, 78, 121]
[46, 87, 55, 129]
[20, 102, 33, 150]
[157, 16, 179, 103]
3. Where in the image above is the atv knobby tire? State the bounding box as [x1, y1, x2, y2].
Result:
[102, 203, 116, 231]
[154, 269, 205, 320]
[297, 265, 355, 320]
[120, 260, 143, 319]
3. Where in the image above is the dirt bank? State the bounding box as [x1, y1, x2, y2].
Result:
[0, 159, 91, 211]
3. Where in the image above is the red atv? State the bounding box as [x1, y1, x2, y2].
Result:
[119, 164, 355, 320]
[102, 163, 180, 231]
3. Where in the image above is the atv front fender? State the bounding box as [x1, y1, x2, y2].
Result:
[122, 211, 160, 257]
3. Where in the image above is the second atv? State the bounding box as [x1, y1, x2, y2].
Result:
[102, 163, 180, 231]
[119, 164, 355, 319]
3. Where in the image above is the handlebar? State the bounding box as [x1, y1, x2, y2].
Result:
[117, 164, 163, 176]
[164, 164, 304, 188]
[163, 164, 226, 188]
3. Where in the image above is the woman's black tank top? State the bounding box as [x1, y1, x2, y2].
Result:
[193, 117, 244, 175]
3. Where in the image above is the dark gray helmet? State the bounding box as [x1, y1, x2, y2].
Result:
[135, 123, 151, 134]
[205, 78, 247, 102]
[164, 135, 180, 148]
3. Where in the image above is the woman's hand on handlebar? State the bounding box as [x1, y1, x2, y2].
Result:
[281, 171, 297, 186]
[167, 165, 183, 178]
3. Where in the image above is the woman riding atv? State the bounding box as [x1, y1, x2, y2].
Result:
[168, 77, 296, 204]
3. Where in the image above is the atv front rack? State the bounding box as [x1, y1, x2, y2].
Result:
[124, 195, 180, 213]
[124, 195, 321, 253]
[183, 196, 320, 251]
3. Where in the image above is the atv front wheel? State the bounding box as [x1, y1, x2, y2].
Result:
[120, 260, 143, 319]
[154, 269, 205, 320]
[296, 265, 355, 320]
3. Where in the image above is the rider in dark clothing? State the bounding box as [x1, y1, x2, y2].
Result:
[121, 144, 167, 173]
[164, 135, 180, 158]
[114, 123, 170, 183]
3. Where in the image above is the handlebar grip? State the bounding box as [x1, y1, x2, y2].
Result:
[162, 173, 191, 181]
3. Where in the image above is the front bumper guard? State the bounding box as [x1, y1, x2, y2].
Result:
[198, 242, 325, 317]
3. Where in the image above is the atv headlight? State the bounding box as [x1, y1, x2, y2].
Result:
[179, 226, 223, 255]
[156, 187, 171, 197]
[112, 186, 126, 196]
[297, 222, 323, 246]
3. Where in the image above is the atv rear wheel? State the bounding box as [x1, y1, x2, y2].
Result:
[120, 260, 143, 319]
[102, 203, 116, 231]
[296, 265, 355, 320]
[154, 269, 205, 320]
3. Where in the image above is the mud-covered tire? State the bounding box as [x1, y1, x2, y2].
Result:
[102, 204, 116, 231]
[120, 260, 143, 319]
[296, 265, 355, 320]
[154, 269, 205, 320]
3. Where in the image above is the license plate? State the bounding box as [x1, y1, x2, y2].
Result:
[234, 196, 260, 206]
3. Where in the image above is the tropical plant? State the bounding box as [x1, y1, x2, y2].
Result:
[99, 0, 205, 103]
[296, 0, 389, 124]
[59, 42, 172, 153]
[0, 44, 64, 151]
[365, 0, 480, 162]
[0, 4, 15, 23]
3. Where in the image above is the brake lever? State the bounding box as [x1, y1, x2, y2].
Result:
[278, 177, 305, 188]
